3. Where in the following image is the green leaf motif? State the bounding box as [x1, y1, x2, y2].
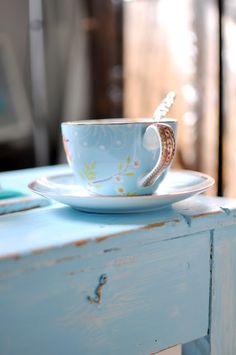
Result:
[82, 161, 97, 182]
[127, 155, 131, 164]
[91, 161, 96, 169]
[125, 172, 134, 176]
[118, 162, 123, 172]
[127, 192, 137, 196]
[87, 172, 96, 180]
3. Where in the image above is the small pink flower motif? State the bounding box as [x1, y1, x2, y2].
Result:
[63, 136, 73, 162]
[133, 160, 139, 168]
[114, 175, 122, 183]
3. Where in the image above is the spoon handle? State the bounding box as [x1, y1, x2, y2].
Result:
[153, 91, 176, 121]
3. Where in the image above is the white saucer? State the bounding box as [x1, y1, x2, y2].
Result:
[28, 170, 214, 214]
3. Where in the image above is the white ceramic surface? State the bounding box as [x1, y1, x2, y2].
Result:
[28, 170, 215, 214]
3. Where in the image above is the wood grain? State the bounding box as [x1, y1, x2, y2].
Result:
[0, 232, 210, 355]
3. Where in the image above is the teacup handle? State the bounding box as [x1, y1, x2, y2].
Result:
[139, 123, 176, 187]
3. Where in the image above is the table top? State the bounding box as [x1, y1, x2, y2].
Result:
[1, 165, 236, 260]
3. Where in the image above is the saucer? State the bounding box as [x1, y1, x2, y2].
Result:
[28, 170, 214, 214]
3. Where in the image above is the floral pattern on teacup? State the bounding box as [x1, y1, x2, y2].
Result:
[80, 155, 139, 195]
[116, 186, 137, 196]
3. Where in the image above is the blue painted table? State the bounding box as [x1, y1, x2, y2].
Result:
[1, 165, 236, 355]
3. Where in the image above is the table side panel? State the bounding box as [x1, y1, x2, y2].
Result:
[0, 232, 210, 355]
[211, 225, 236, 355]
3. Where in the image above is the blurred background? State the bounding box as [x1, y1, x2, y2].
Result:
[0, 0, 235, 197]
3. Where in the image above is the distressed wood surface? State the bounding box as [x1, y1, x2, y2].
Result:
[1, 165, 236, 354]
[0, 195, 50, 215]
[210, 225, 236, 355]
[0, 165, 68, 215]
[1, 194, 236, 260]
[0, 232, 210, 355]
[0, 164, 236, 261]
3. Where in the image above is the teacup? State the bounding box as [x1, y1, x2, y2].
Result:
[61, 118, 177, 196]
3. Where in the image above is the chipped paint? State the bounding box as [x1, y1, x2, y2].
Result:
[142, 221, 167, 229]
[0, 253, 21, 261]
[103, 247, 121, 253]
[95, 231, 133, 243]
[142, 219, 181, 230]
[73, 239, 88, 247]
[95, 219, 181, 243]
[192, 211, 221, 219]
[0, 254, 82, 279]
[32, 246, 55, 256]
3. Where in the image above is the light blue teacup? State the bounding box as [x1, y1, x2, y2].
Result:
[61, 118, 177, 196]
